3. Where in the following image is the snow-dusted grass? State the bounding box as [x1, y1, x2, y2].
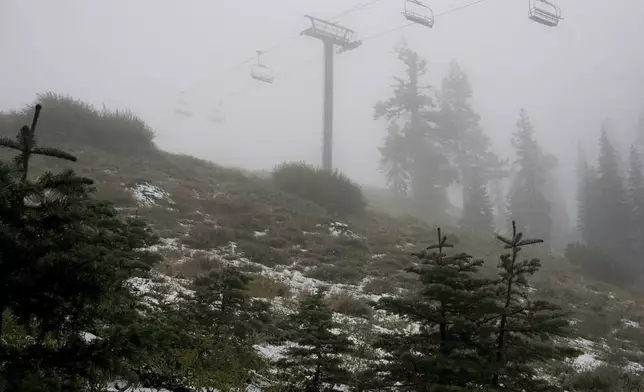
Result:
[127, 182, 175, 207]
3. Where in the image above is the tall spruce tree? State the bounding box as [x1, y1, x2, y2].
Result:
[507, 109, 552, 243]
[489, 221, 578, 391]
[439, 60, 505, 218]
[594, 127, 630, 261]
[374, 229, 496, 391]
[374, 45, 456, 218]
[275, 288, 354, 392]
[0, 104, 160, 390]
[627, 145, 644, 273]
[635, 109, 644, 149]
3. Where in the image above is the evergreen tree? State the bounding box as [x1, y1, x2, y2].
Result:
[379, 123, 410, 197]
[507, 109, 552, 243]
[626, 145, 644, 272]
[575, 145, 597, 245]
[594, 126, 630, 260]
[635, 109, 644, 149]
[138, 267, 272, 391]
[460, 166, 494, 233]
[374, 228, 496, 391]
[275, 288, 354, 392]
[489, 221, 578, 391]
[0, 104, 160, 390]
[542, 154, 570, 250]
[374, 45, 456, 218]
[439, 60, 505, 213]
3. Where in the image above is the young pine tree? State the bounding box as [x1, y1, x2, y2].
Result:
[374, 229, 497, 391]
[275, 288, 354, 392]
[141, 267, 272, 391]
[0, 104, 160, 390]
[489, 221, 578, 391]
[507, 109, 552, 243]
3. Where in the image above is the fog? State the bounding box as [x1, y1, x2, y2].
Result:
[2, 0, 644, 209]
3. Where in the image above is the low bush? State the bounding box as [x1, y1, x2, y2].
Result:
[238, 240, 289, 267]
[272, 161, 366, 218]
[327, 294, 373, 319]
[0, 93, 157, 154]
[180, 225, 236, 250]
[247, 276, 292, 299]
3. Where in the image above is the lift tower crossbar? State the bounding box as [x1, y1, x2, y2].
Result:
[301, 15, 362, 171]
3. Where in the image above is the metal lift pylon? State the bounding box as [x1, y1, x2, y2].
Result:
[301, 15, 362, 172]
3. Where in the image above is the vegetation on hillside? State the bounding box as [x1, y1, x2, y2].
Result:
[0, 100, 611, 392]
[2, 86, 644, 392]
[272, 161, 366, 218]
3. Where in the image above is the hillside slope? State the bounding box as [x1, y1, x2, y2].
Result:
[3, 94, 644, 388]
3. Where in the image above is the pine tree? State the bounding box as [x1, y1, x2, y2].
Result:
[374, 45, 456, 218]
[0, 104, 160, 390]
[138, 267, 272, 391]
[439, 60, 505, 212]
[489, 221, 578, 391]
[460, 166, 494, 233]
[635, 109, 644, 149]
[575, 145, 596, 245]
[507, 109, 552, 243]
[374, 229, 496, 391]
[275, 288, 354, 392]
[594, 126, 630, 261]
[379, 123, 410, 197]
[626, 145, 644, 273]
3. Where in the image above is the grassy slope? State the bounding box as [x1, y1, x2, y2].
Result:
[2, 96, 644, 381]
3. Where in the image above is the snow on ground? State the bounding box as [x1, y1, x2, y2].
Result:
[567, 337, 605, 371]
[127, 182, 175, 207]
[127, 271, 193, 304]
[622, 319, 642, 329]
[324, 222, 362, 239]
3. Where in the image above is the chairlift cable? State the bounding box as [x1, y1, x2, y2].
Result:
[329, 0, 387, 21]
[362, 0, 493, 42]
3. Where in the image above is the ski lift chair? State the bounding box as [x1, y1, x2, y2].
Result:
[175, 91, 193, 117]
[403, 0, 434, 28]
[528, 0, 562, 27]
[251, 51, 275, 83]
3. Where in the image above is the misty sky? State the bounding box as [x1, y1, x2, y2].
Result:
[2, 0, 644, 210]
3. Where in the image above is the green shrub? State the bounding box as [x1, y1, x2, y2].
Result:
[565, 242, 630, 285]
[327, 294, 373, 319]
[238, 240, 289, 267]
[563, 364, 644, 392]
[272, 161, 366, 217]
[247, 276, 292, 298]
[180, 225, 236, 250]
[362, 278, 397, 295]
[0, 93, 156, 154]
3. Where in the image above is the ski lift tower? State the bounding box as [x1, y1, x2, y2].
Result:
[301, 15, 362, 171]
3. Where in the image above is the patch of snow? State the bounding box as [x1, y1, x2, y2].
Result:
[325, 222, 362, 239]
[127, 182, 175, 207]
[573, 353, 603, 371]
[567, 337, 605, 371]
[371, 253, 386, 259]
[254, 229, 269, 237]
[626, 361, 644, 373]
[81, 332, 100, 342]
[622, 319, 641, 329]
